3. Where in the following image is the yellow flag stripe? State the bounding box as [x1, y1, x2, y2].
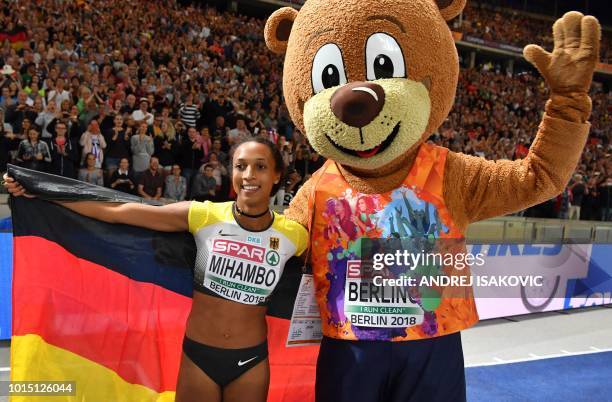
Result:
[10, 334, 176, 402]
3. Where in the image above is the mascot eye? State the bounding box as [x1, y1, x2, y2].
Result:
[312, 43, 347, 94]
[365, 33, 405, 80]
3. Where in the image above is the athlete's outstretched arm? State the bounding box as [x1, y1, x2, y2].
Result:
[3, 174, 190, 232]
[57, 201, 190, 232]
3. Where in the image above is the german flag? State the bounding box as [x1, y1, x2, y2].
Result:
[0, 27, 27, 50]
[8, 165, 318, 401]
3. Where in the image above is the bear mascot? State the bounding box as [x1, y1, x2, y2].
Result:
[265, 0, 600, 401]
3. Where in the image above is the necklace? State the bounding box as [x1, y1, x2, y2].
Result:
[234, 202, 270, 218]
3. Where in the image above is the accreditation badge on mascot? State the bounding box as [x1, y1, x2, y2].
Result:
[344, 259, 424, 328]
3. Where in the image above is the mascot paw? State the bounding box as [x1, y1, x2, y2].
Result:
[524, 11, 600, 96]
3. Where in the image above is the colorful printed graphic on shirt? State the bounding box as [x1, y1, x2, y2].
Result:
[310, 143, 478, 341]
[375, 188, 449, 239]
[319, 187, 448, 340]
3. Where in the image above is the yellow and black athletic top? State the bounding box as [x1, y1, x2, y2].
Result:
[188, 201, 308, 306]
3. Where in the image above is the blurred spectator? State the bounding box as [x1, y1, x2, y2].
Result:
[121, 95, 138, 115]
[293, 144, 311, 184]
[104, 114, 131, 174]
[47, 78, 71, 108]
[16, 126, 51, 171]
[207, 152, 228, 196]
[79, 99, 100, 128]
[191, 163, 217, 202]
[556, 188, 571, 220]
[247, 109, 265, 136]
[138, 157, 163, 200]
[273, 167, 301, 207]
[178, 126, 204, 182]
[35, 101, 58, 140]
[280, 139, 293, 167]
[600, 178, 612, 221]
[154, 121, 178, 172]
[109, 158, 137, 194]
[49, 121, 79, 178]
[211, 138, 228, 166]
[212, 115, 229, 148]
[5, 91, 36, 134]
[582, 176, 601, 221]
[132, 98, 154, 126]
[309, 152, 325, 177]
[79, 120, 107, 169]
[130, 121, 155, 174]
[0, 110, 18, 173]
[164, 164, 187, 201]
[178, 93, 200, 128]
[78, 153, 104, 186]
[568, 174, 586, 220]
[199, 126, 212, 163]
[228, 117, 251, 146]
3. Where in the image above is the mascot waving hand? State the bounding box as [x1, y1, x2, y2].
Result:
[265, 0, 600, 401]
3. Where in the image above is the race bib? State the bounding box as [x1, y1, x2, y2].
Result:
[203, 237, 282, 305]
[344, 260, 424, 328]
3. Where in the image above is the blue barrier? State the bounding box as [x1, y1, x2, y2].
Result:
[564, 244, 612, 308]
[0, 217, 11, 231]
[0, 232, 12, 340]
[0, 240, 610, 339]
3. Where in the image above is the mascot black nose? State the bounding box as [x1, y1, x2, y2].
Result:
[330, 82, 385, 128]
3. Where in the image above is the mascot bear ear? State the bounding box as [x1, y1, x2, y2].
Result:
[434, 0, 467, 21]
[265, 7, 298, 54]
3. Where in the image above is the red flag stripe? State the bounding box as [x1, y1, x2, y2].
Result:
[0, 30, 27, 43]
[13, 236, 191, 392]
[266, 316, 318, 402]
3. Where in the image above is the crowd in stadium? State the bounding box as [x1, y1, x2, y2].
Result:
[455, 2, 612, 62]
[0, 0, 610, 220]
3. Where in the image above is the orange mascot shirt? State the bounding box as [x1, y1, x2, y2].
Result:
[308, 143, 479, 341]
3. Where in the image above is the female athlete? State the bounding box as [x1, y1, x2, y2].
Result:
[4, 138, 308, 402]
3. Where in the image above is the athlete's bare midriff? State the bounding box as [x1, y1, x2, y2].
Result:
[184, 291, 268, 349]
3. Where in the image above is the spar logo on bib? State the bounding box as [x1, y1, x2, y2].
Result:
[212, 239, 265, 263]
[266, 250, 280, 266]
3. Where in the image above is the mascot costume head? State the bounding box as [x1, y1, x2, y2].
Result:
[266, 0, 467, 174]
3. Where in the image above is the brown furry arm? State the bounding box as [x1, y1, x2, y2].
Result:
[283, 177, 315, 228]
[443, 112, 590, 230]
